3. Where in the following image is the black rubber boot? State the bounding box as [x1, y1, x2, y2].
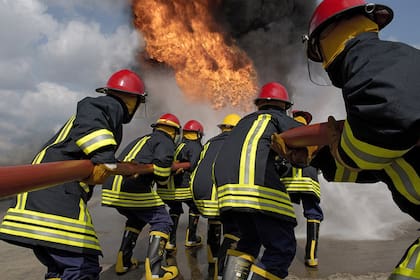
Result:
[207, 220, 222, 279]
[221, 249, 254, 280]
[185, 213, 202, 247]
[166, 214, 180, 252]
[115, 227, 140, 275]
[145, 231, 178, 280]
[218, 234, 240, 278]
[305, 220, 320, 268]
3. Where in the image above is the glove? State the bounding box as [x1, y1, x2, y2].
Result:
[82, 163, 117, 185]
[175, 168, 184, 175]
[271, 133, 311, 168]
[326, 116, 342, 161]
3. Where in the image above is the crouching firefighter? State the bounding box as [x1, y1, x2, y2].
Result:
[101, 113, 181, 279]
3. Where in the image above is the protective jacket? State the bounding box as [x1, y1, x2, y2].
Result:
[281, 165, 320, 203]
[101, 130, 175, 208]
[191, 131, 230, 217]
[158, 139, 202, 201]
[313, 32, 420, 221]
[213, 109, 302, 224]
[0, 95, 128, 255]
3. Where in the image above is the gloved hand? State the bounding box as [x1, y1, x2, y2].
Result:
[271, 133, 312, 168]
[175, 168, 184, 175]
[326, 115, 342, 161]
[82, 163, 117, 185]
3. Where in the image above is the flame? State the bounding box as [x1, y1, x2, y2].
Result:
[132, 0, 258, 110]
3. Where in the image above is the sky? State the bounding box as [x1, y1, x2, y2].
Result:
[0, 0, 419, 238]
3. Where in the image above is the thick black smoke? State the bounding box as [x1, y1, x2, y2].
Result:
[220, 0, 317, 98]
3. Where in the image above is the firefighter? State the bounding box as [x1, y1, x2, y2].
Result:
[158, 120, 204, 252]
[213, 82, 307, 280]
[191, 113, 242, 279]
[101, 113, 180, 279]
[273, 1, 420, 279]
[280, 110, 323, 268]
[0, 69, 147, 280]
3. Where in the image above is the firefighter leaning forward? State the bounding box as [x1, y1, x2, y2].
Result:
[0, 69, 147, 280]
[190, 113, 242, 279]
[213, 82, 306, 280]
[276, 0, 420, 279]
[281, 110, 323, 269]
[158, 120, 204, 252]
[101, 113, 181, 280]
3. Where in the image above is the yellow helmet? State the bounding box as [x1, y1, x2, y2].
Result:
[218, 113, 241, 129]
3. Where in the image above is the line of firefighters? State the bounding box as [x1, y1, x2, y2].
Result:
[0, 0, 419, 279]
[0, 67, 322, 280]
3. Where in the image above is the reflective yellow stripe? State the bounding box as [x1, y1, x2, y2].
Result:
[334, 162, 358, 182]
[341, 122, 410, 169]
[168, 143, 186, 189]
[102, 189, 165, 208]
[123, 136, 150, 162]
[218, 184, 295, 218]
[250, 264, 282, 280]
[195, 199, 220, 217]
[190, 142, 210, 187]
[0, 208, 100, 251]
[23, 116, 76, 210]
[153, 164, 171, 177]
[281, 167, 321, 198]
[240, 114, 271, 184]
[32, 115, 76, 165]
[157, 187, 192, 200]
[76, 129, 117, 155]
[390, 238, 420, 279]
[384, 158, 420, 204]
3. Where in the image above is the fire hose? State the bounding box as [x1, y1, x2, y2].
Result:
[0, 160, 190, 198]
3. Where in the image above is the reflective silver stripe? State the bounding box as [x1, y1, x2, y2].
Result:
[102, 189, 165, 207]
[123, 136, 150, 162]
[4, 211, 94, 232]
[218, 197, 295, 218]
[77, 133, 116, 154]
[342, 131, 391, 165]
[154, 165, 171, 177]
[242, 114, 270, 184]
[385, 159, 420, 204]
[406, 243, 420, 269]
[341, 122, 409, 169]
[0, 224, 99, 246]
[219, 185, 290, 201]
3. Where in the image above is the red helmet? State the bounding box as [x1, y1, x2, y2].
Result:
[254, 82, 293, 109]
[151, 113, 181, 129]
[96, 69, 146, 97]
[292, 110, 313, 125]
[183, 120, 204, 135]
[306, 0, 393, 62]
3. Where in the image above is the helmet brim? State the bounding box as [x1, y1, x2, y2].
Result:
[95, 87, 147, 97]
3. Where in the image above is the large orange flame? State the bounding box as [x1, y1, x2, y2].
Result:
[132, 0, 258, 110]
